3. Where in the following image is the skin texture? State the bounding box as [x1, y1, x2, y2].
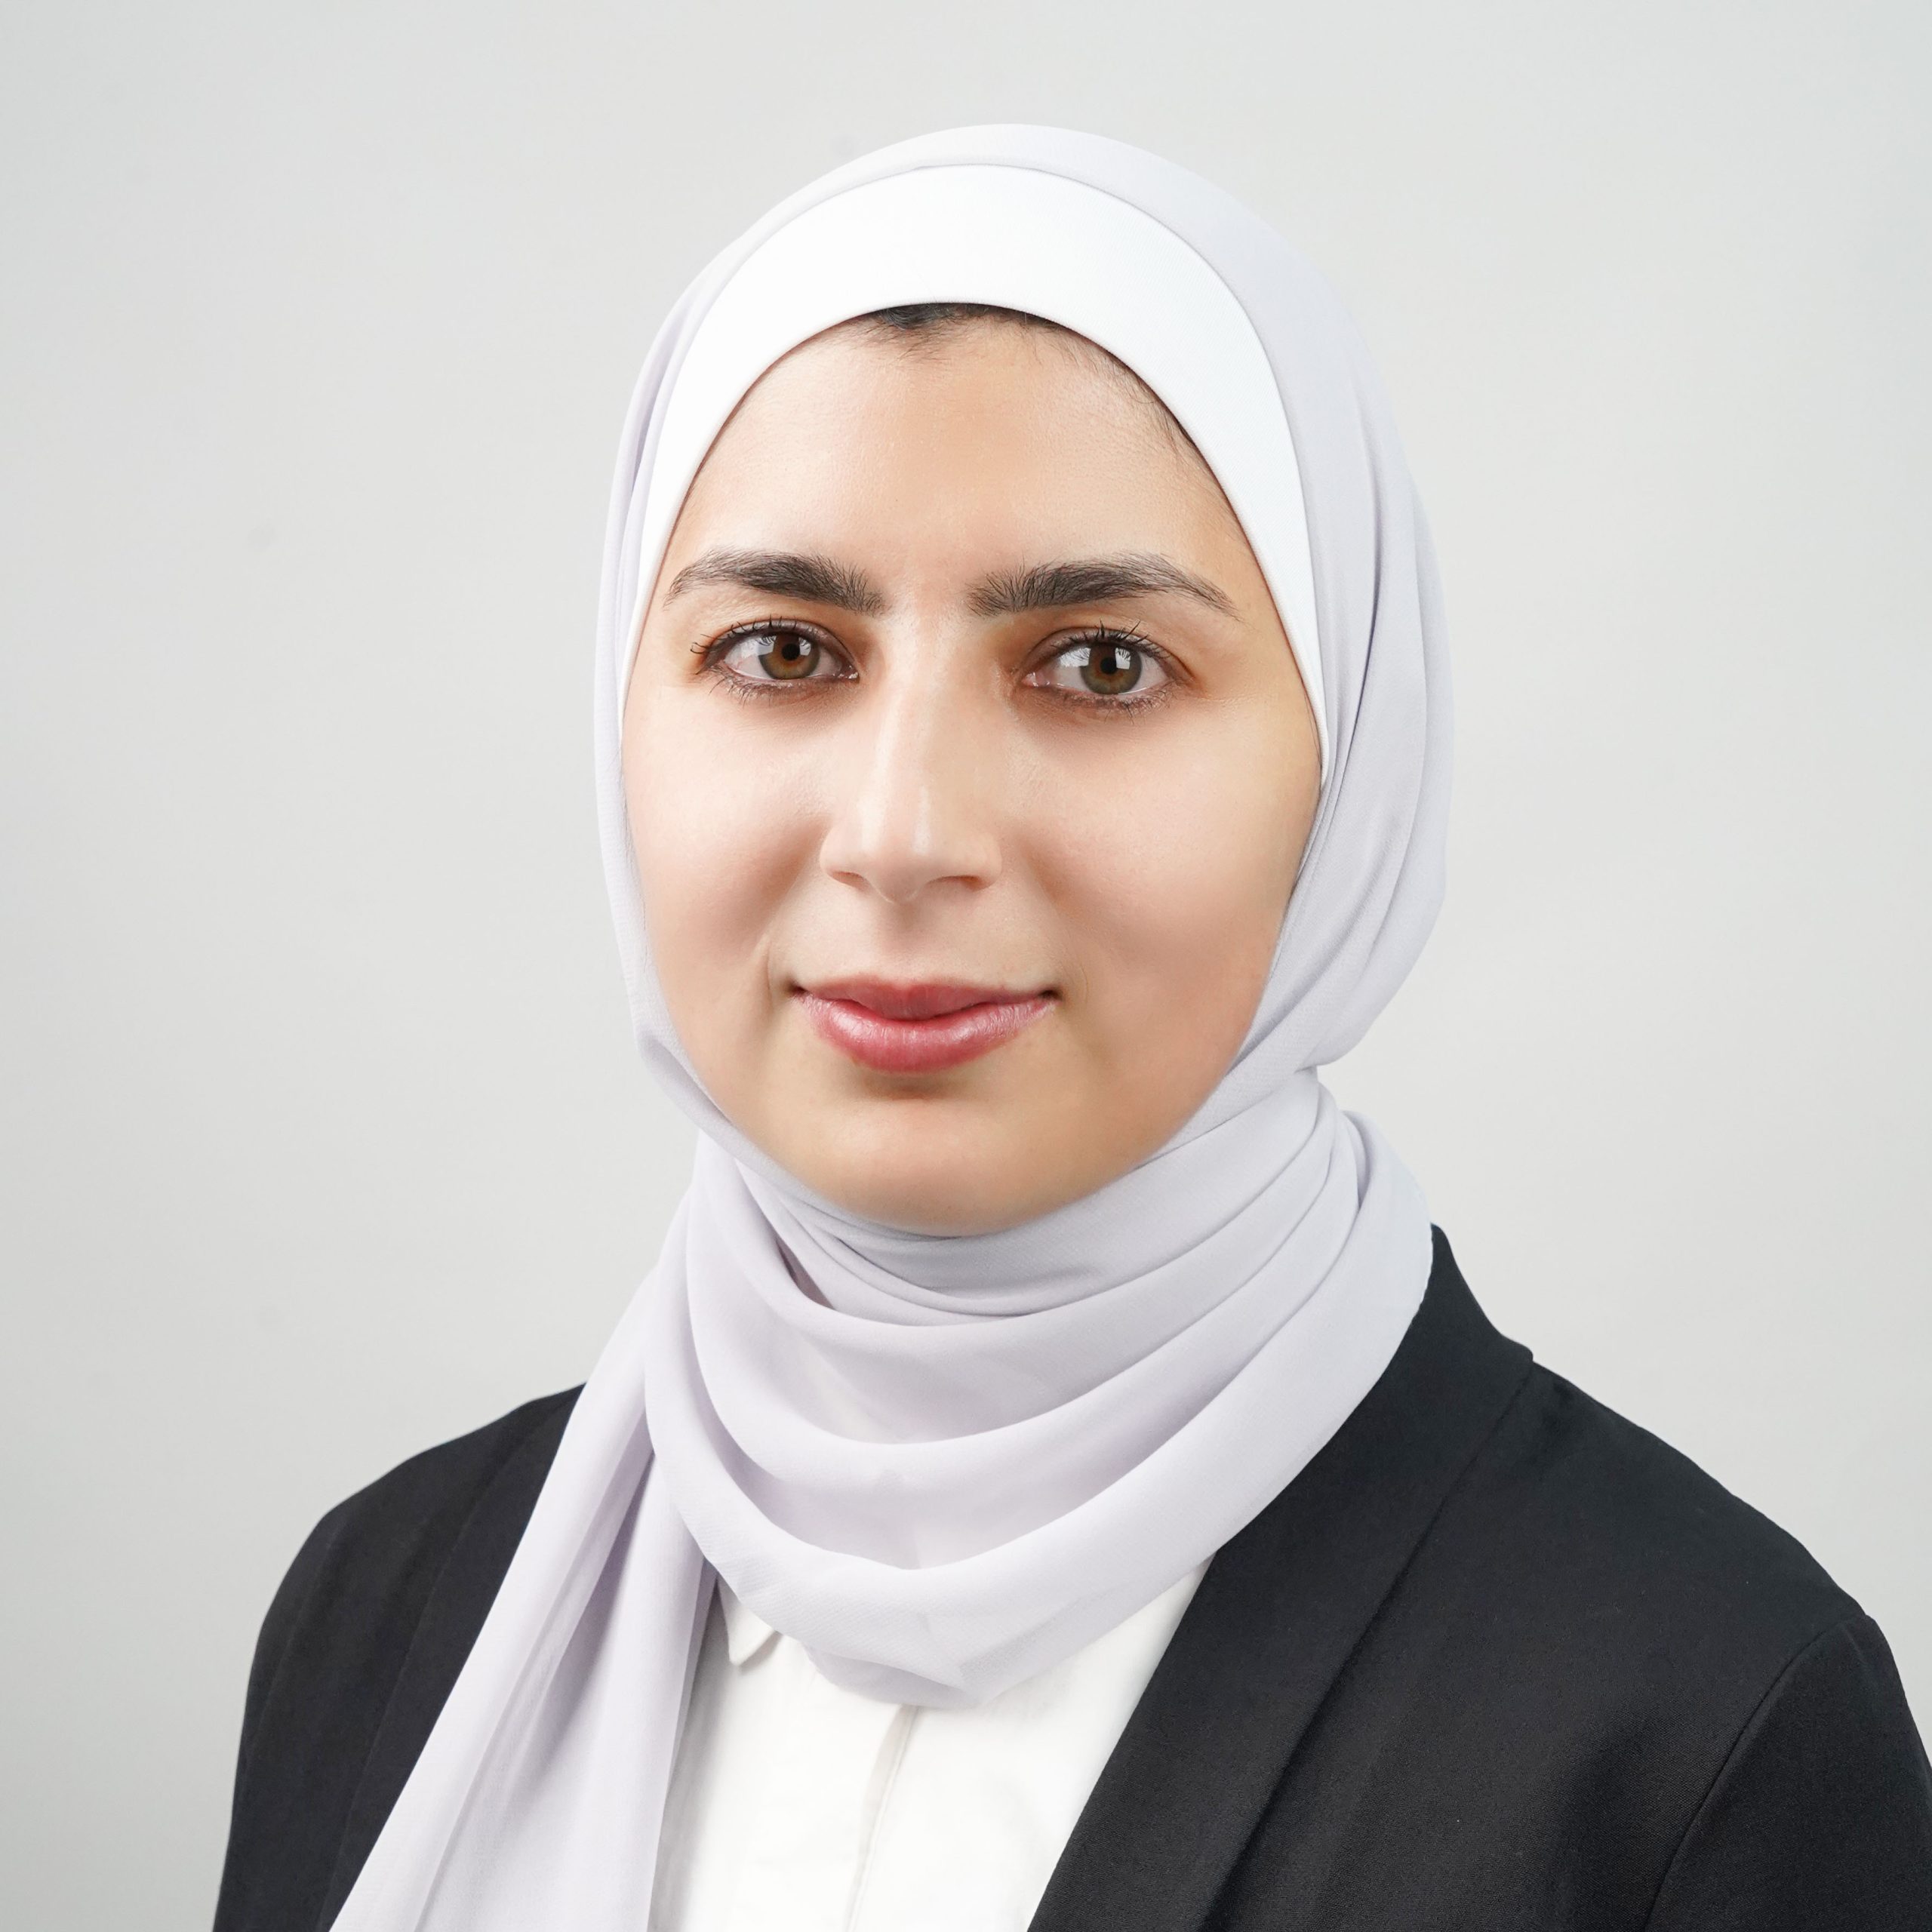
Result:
[623, 320, 1319, 1234]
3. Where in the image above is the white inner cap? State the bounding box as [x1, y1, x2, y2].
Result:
[626, 165, 1329, 776]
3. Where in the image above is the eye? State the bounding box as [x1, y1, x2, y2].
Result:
[1026, 633, 1171, 703]
[710, 624, 853, 687]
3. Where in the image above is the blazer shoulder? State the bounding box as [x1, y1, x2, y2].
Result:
[312, 1387, 581, 1564]
[217, 1389, 580, 1932]
[1643, 1611, 1932, 1928]
[1457, 1358, 1863, 1704]
[247, 1387, 581, 1734]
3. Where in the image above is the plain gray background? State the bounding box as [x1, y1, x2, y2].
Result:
[4, 2, 1927, 1924]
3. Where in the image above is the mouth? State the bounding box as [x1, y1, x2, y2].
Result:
[793, 978, 1056, 1075]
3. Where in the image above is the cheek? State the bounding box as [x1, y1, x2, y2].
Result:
[1035, 727, 1301, 1085]
[624, 701, 817, 1049]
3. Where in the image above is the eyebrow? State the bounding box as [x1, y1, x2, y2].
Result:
[663, 547, 888, 614]
[662, 545, 1236, 622]
[968, 553, 1236, 619]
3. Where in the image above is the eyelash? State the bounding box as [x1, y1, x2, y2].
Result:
[693, 617, 1180, 713]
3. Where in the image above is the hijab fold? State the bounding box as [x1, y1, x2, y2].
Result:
[331, 124, 1451, 1932]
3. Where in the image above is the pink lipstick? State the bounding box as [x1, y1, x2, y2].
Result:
[795, 979, 1054, 1074]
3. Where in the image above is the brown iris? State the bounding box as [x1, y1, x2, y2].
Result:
[758, 629, 821, 679]
[1080, 640, 1143, 696]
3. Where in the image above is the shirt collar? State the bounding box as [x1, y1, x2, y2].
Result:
[716, 1579, 780, 1667]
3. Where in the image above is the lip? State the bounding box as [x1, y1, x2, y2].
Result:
[795, 979, 1055, 1074]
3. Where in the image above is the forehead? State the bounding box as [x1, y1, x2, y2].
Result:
[671, 323, 1238, 562]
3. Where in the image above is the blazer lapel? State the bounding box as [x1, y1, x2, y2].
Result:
[1029, 1233, 1534, 1932]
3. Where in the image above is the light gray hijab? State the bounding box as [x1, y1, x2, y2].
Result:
[331, 125, 1451, 1932]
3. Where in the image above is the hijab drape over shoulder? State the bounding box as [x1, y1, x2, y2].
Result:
[330, 125, 1453, 1932]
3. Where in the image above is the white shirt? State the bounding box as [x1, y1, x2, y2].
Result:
[649, 1568, 1206, 1932]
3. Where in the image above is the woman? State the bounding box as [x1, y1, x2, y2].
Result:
[214, 127, 1932, 1931]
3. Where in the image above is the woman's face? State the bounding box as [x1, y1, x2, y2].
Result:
[625, 321, 1319, 1234]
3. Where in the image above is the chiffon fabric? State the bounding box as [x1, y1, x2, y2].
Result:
[331, 125, 1452, 1932]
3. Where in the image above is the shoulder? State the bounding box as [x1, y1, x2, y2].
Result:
[296, 1386, 580, 1582]
[1378, 1245, 1866, 1697]
[1645, 1609, 1932, 1928]
[1425, 1353, 1869, 1765]
[1478, 1361, 1858, 1669]
[248, 1387, 580, 1725]
[1428, 1360, 1931, 1921]
[215, 1389, 580, 1932]
[1218, 1278, 1932, 1929]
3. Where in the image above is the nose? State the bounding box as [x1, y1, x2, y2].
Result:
[817, 665, 1002, 904]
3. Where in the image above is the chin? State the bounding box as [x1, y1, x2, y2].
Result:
[775, 1103, 1069, 1236]
[808, 1154, 1042, 1237]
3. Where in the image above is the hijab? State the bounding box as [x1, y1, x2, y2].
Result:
[331, 124, 1451, 1932]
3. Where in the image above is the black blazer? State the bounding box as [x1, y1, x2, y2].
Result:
[215, 1233, 1932, 1930]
